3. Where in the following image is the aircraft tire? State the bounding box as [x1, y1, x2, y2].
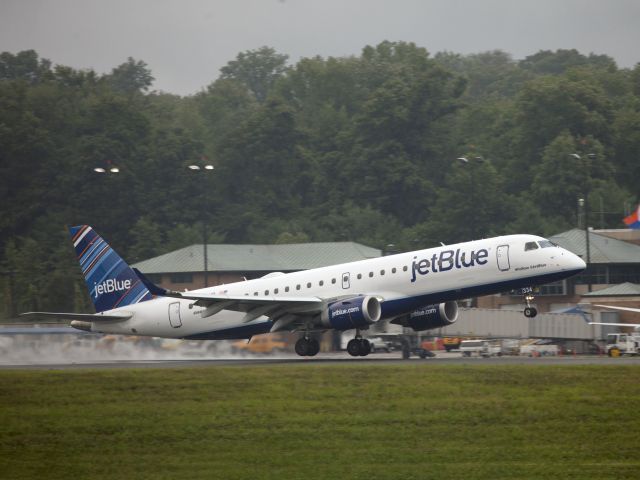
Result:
[347, 339, 362, 357]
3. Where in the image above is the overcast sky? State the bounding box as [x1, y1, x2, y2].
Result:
[1, 0, 639, 96]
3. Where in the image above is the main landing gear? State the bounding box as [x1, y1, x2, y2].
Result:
[346, 331, 372, 357]
[523, 290, 538, 318]
[295, 336, 320, 357]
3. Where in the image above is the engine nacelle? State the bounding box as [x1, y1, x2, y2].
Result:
[321, 296, 382, 330]
[393, 301, 459, 331]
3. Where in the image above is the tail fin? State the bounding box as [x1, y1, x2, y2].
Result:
[69, 225, 154, 313]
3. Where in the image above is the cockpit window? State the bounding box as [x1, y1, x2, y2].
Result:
[524, 242, 539, 251]
[538, 240, 557, 248]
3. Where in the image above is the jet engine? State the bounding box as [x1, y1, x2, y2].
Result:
[321, 295, 382, 330]
[392, 301, 459, 331]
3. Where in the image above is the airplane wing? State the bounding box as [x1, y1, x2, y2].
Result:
[590, 305, 640, 328]
[594, 304, 640, 314]
[588, 322, 640, 328]
[164, 291, 325, 328]
[20, 312, 132, 322]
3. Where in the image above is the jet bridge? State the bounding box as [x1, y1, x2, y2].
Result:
[429, 308, 617, 341]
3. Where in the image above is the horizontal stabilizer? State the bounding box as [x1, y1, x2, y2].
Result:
[20, 312, 132, 322]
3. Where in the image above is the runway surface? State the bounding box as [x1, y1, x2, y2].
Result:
[3, 352, 640, 370]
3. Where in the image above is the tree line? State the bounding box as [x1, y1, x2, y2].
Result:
[1, 43, 639, 317]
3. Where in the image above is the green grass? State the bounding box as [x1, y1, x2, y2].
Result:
[1, 364, 640, 479]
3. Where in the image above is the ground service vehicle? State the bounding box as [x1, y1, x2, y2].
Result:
[606, 333, 640, 357]
[231, 334, 287, 354]
[443, 337, 461, 351]
[460, 339, 502, 357]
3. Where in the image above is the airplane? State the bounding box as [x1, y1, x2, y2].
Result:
[21, 225, 586, 357]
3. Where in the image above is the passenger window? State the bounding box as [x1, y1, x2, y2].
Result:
[264, 290, 269, 295]
[254, 292, 258, 296]
[319, 280, 324, 286]
[307, 282, 311, 288]
[380, 270, 385, 275]
[274, 288, 279, 294]
[285, 286, 290, 292]
[296, 284, 301, 290]
[357, 274, 362, 280]
[392, 267, 397, 274]
[369, 272, 374, 277]
[525, 242, 539, 251]
[403, 266, 408, 272]
[331, 278, 336, 284]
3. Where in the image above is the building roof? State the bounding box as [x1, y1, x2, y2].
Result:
[583, 282, 640, 297]
[133, 242, 382, 274]
[550, 228, 640, 264]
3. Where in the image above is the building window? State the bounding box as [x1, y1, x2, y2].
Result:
[170, 273, 193, 284]
[574, 265, 608, 285]
[538, 281, 567, 296]
[609, 265, 640, 284]
[145, 273, 162, 283]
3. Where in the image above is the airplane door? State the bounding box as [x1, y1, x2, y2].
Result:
[496, 245, 510, 272]
[342, 272, 350, 289]
[169, 302, 182, 328]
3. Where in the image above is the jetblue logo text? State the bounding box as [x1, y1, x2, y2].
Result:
[94, 279, 132, 298]
[331, 306, 360, 318]
[411, 248, 489, 282]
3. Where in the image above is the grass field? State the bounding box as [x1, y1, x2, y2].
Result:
[1, 364, 640, 479]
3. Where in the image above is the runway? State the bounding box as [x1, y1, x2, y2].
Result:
[3, 352, 640, 370]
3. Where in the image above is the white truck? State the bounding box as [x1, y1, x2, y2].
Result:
[606, 333, 640, 356]
[460, 339, 502, 358]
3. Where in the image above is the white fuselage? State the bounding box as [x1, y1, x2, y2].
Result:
[89, 234, 585, 339]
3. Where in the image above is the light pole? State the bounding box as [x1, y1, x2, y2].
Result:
[570, 153, 596, 292]
[187, 162, 215, 288]
[456, 156, 484, 239]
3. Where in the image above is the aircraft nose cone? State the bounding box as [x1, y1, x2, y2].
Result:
[570, 252, 587, 271]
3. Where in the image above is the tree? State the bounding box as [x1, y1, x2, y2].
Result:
[220, 47, 288, 103]
[106, 57, 154, 94]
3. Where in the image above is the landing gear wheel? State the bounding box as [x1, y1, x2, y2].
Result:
[295, 338, 310, 356]
[307, 339, 320, 357]
[359, 339, 371, 356]
[524, 307, 538, 318]
[295, 337, 320, 357]
[347, 339, 362, 357]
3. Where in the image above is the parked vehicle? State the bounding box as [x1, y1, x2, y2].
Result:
[606, 333, 640, 357]
[460, 339, 502, 358]
[231, 334, 287, 355]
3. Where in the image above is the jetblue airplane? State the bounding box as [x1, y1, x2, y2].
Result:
[22, 225, 586, 357]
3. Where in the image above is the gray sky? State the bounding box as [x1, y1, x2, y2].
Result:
[1, 0, 639, 96]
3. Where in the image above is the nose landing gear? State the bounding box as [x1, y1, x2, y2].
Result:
[523, 291, 538, 318]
